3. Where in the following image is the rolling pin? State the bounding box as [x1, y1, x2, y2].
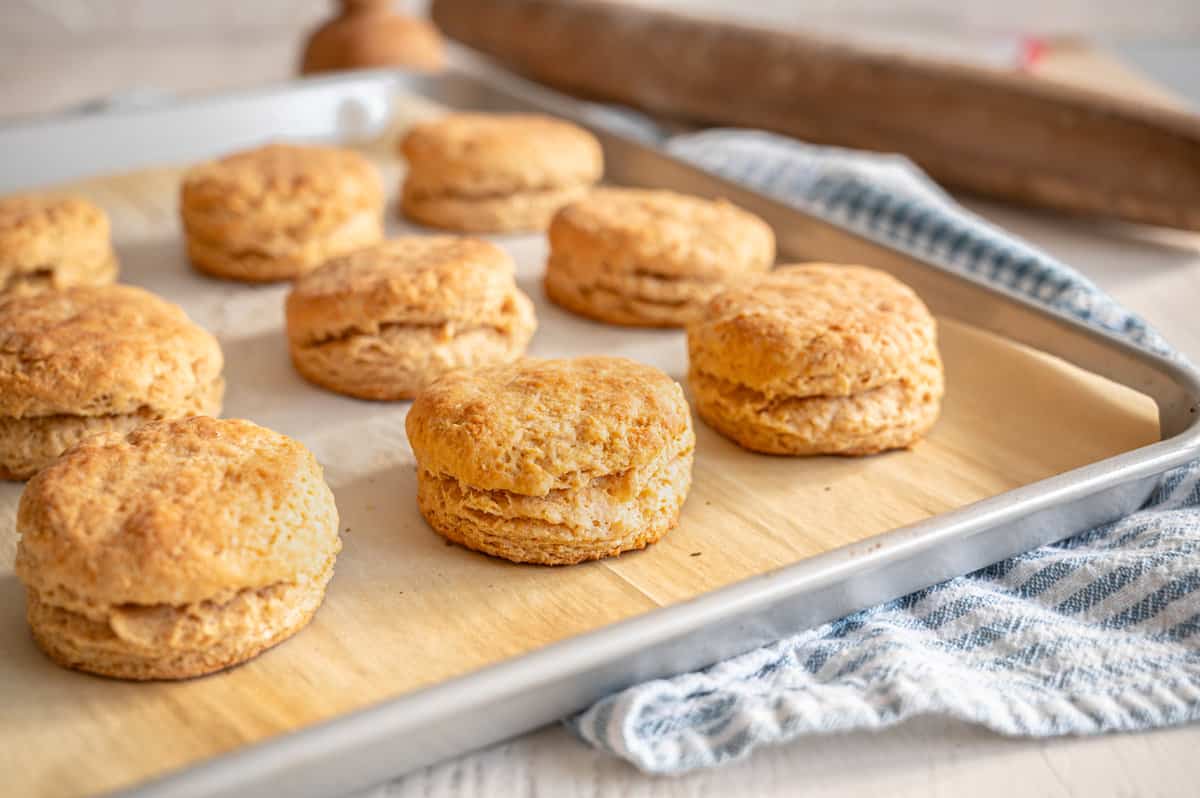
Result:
[430, 0, 1200, 233]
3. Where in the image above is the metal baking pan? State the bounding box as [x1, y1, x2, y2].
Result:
[2, 56, 1198, 798]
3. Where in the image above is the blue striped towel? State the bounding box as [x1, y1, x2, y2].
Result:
[570, 129, 1200, 773]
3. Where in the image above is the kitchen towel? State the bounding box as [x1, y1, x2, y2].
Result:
[571, 129, 1200, 773]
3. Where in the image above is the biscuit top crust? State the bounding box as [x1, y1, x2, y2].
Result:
[687, 263, 939, 397]
[406, 356, 691, 496]
[0, 285, 223, 418]
[180, 143, 382, 237]
[304, 13, 446, 73]
[549, 188, 775, 280]
[0, 194, 110, 270]
[286, 236, 523, 344]
[15, 417, 340, 606]
[400, 113, 603, 196]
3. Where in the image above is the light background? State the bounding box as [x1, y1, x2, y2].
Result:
[2, 0, 1200, 115]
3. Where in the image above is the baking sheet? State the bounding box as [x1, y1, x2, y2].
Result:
[1, 69, 1195, 798]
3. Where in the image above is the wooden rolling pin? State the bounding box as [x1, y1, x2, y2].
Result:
[430, 0, 1200, 232]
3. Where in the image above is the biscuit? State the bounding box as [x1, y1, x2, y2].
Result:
[399, 113, 602, 233]
[286, 236, 536, 400]
[0, 194, 118, 295]
[406, 356, 694, 564]
[0, 285, 224, 479]
[687, 264, 944, 455]
[14, 417, 341, 680]
[544, 188, 775, 328]
[301, 11, 446, 75]
[180, 143, 384, 282]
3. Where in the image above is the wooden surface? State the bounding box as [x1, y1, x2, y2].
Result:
[431, 0, 1200, 232]
[0, 131, 1163, 795]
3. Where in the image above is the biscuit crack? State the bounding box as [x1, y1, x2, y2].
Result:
[579, 283, 692, 309]
[28, 552, 334, 653]
[417, 439, 692, 563]
[405, 183, 584, 202]
[418, 431, 694, 531]
[0, 376, 223, 421]
[693, 368, 916, 411]
[300, 319, 514, 349]
[1, 267, 54, 291]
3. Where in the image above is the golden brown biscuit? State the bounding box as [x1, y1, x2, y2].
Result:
[687, 264, 944, 455]
[0, 285, 224, 479]
[544, 188, 775, 328]
[301, 9, 446, 75]
[399, 113, 602, 233]
[286, 236, 536, 400]
[14, 417, 340, 680]
[406, 356, 694, 564]
[0, 194, 118, 295]
[180, 143, 384, 282]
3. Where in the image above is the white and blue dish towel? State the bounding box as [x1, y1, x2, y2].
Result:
[570, 130, 1200, 773]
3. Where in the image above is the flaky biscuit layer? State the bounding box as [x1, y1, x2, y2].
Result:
[290, 313, 535, 400]
[544, 250, 728, 328]
[690, 353, 945, 456]
[286, 236, 537, 398]
[401, 183, 590, 233]
[2, 252, 118, 296]
[186, 207, 383, 283]
[0, 194, 118, 293]
[25, 559, 332, 680]
[417, 425, 694, 564]
[0, 376, 224, 480]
